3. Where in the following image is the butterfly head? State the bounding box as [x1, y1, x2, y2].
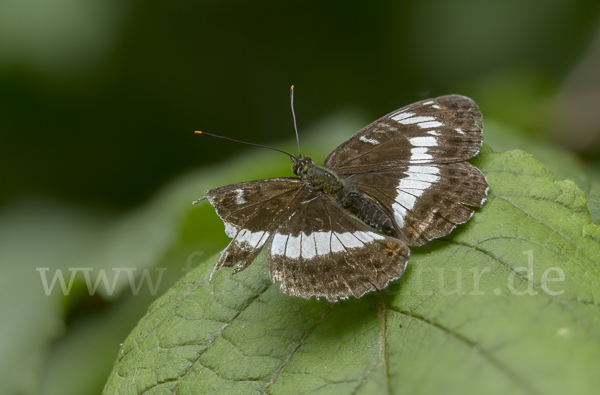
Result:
[291, 156, 313, 176]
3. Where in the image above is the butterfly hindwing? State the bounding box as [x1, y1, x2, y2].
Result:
[344, 162, 488, 246]
[324, 95, 483, 174]
[201, 177, 308, 273]
[268, 196, 409, 302]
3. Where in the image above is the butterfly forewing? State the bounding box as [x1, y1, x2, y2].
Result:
[201, 177, 308, 273]
[344, 162, 488, 246]
[324, 95, 483, 174]
[268, 196, 409, 302]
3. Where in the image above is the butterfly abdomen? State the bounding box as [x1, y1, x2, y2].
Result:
[346, 193, 395, 234]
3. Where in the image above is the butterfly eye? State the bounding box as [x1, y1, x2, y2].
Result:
[291, 161, 300, 175]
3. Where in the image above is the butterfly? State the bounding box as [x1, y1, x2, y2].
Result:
[195, 93, 488, 302]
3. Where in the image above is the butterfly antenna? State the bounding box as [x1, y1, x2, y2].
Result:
[194, 131, 295, 159]
[290, 85, 302, 157]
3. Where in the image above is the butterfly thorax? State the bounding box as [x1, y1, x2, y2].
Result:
[293, 157, 395, 234]
[294, 158, 353, 206]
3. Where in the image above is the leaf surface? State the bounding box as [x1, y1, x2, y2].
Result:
[103, 146, 600, 395]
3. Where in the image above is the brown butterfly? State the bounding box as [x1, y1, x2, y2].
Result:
[195, 91, 488, 302]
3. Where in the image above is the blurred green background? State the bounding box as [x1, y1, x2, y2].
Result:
[1, 1, 600, 394]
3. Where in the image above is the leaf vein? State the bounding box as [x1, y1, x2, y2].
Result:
[443, 240, 600, 338]
[386, 307, 541, 395]
[262, 304, 337, 393]
[494, 194, 598, 268]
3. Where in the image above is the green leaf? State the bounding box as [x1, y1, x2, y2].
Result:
[484, 118, 599, 225]
[103, 145, 600, 395]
